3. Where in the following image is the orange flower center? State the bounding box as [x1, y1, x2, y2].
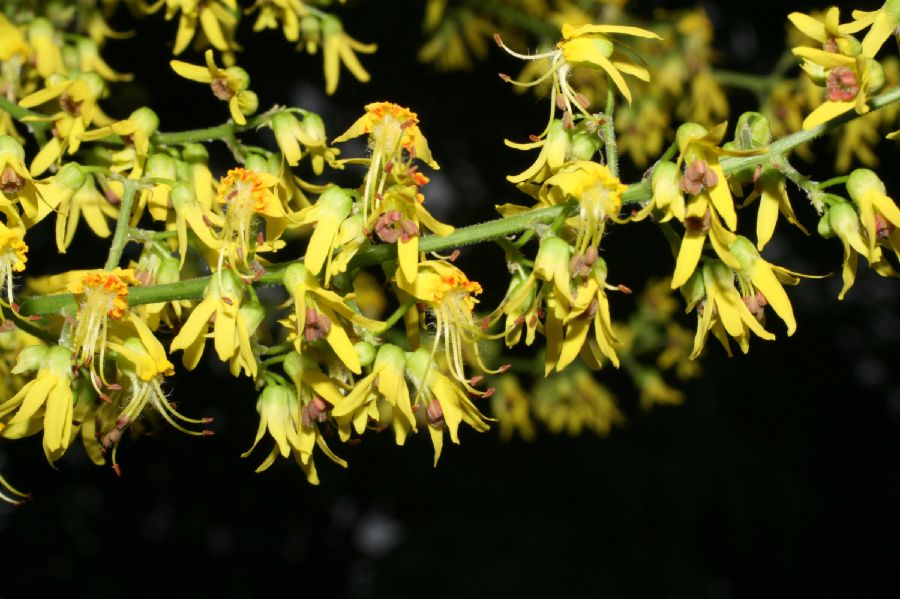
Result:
[82, 271, 130, 319]
[216, 168, 270, 214]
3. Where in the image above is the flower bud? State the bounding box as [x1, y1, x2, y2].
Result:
[866, 58, 885, 94]
[679, 268, 706, 312]
[728, 235, 758, 273]
[827, 201, 861, 238]
[817, 212, 834, 238]
[374, 343, 406, 372]
[569, 129, 602, 161]
[0, 135, 25, 163]
[847, 168, 886, 203]
[224, 66, 250, 92]
[284, 350, 317, 383]
[81, 72, 106, 100]
[300, 112, 327, 146]
[54, 162, 86, 190]
[240, 300, 266, 337]
[405, 347, 437, 388]
[355, 341, 377, 368]
[11, 345, 49, 374]
[282, 263, 309, 292]
[145, 153, 177, 180]
[734, 111, 771, 148]
[534, 236, 570, 282]
[651, 161, 684, 219]
[243, 153, 271, 173]
[181, 143, 208, 164]
[676, 122, 708, 158]
[130, 107, 160, 138]
[272, 112, 303, 166]
[237, 90, 258, 118]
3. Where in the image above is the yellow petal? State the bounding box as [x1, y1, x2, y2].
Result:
[169, 60, 213, 83]
[802, 100, 855, 130]
[751, 261, 796, 335]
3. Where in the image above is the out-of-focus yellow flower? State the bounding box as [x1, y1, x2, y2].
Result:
[318, 14, 376, 95]
[532, 366, 621, 436]
[491, 375, 536, 442]
[851, 1, 900, 58]
[170, 50, 257, 125]
[418, 9, 494, 71]
[245, 0, 304, 42]
[0, 225, 27, 306]
[165, 0, 238, 55]
[79, 107, 159, 177]
[616, 98, 669, 167]
[26, 18, 65, 78]
[0, 13, 29, 62]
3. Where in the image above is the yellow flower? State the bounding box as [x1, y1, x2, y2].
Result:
[491, 375, 536, 442]
[740, 166, 808, 250]
[165, 0, 238, 55]
[19, 74, 105, 176]
[79, 107, 159, 176]
[292, 185, 354, 280]
[281, 263, 384, 375]
[331, 343, 416, 445]
[688, 260, 775, 358]
[242, 383, 347, 485]
[788, 7, 867, 58]
[847, 168, 900, 262]
[373, 182, 453, 291]
[26, 17, 65, 78]
[74, 37, 134, 82]
[0, 345, 75, 460]
[245, 0, 303, 42]
[407, 259, 504, 393]
[334, 102, 438, 223]
[54, 174, 118, 253]
[798, 55, 882, 129]
[270, 111, 340, 174]
[821, 200, 878, 299]
[170, 269, 257, 374]
[0, 225, 27, 306]
[532, 366, 622, 436]
[540, 160, 628, 252]
[318, 14, 377, 95]
[215, 167, 289, 277]
[169, 182, 222, 268]
[170, 50, 257, 125]
[851, 1, 900, 58]
[67, 268, 138, 390]
[0, 13, 28, 62]
[405, 348, 491, 466]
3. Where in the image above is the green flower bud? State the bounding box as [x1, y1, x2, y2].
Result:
[224, 66, 250, 92]
[11, 345, 49, 374]
[257, 384, 294, 414]
[569, 129, 602, 161]
[0, 135, 25, 162]
[847, 168, 886, 202]
[534, 236, 570, 282]
[156, 254, 181, 285]
[284, 351, 317, 383]
[240, 300, 266, 337]
[317, 185, 353, 218]
[800, 61, 828, 86]
[827, 201, 861, 238]
[282, 263, 308, 291]
[130, 107, 160, 138]
[817, 212, 834, 238]
[866, 58, 885, 94]
[355, 341, 377, 368]
[299, 112, 327, 145]
[679, 268, 706, 312]
[170, 181, 195, 208]
[81, 72, 106, 100]
[237, 90, 258, 117]
[728, 235, 758, 272]
[243, 153, 271, 173]
[374, 343, 405, 371]
[676, 122, 708, 156]
[734, 111, 771, 148]
[405, 347, 437, 387]
[55, 162, 86, 190]
[181, 143, 208, 164]
[145, 153, 177, 180]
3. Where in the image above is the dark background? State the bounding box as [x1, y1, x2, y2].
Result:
[2, 1, 899, 597]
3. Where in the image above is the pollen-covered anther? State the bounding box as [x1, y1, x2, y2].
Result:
[680, 160, 718, 195]
[574, 93, 591, 109]
[555, 92, 568, 111]
[743, 291, 768, 322]
[875, 214, 894, 239]
[210, 77, 234, 101]
[827, 66, 859, 102]
[303, 308, 331, 342]
[0, 166, 25, 194]
[822, 37, 839, 53]
[469, 375, 484, 387]
[425, 399, 444, 427]
[569, 246, 599, 278]
[498, 363, 511, 373]
[617, 284, 633, 294]
[684, 207, 712, 234]
[482, 387, 496, 399]
[374, 210, 402, 243]
[59, 93, 83, 116]
[302, 396, 329, 427]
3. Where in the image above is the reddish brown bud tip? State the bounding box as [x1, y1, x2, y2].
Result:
[528, 134, 541, 142]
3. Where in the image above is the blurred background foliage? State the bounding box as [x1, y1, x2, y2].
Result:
[1, 0, 900, 597]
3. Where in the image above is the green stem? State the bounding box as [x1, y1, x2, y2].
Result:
[818, 175, 850, 189]
[128, 228, 178, 243]
[151, 110, 276, 145]
[0, 95, 49, 124]
[377, 298, 416, 335]
[15, 86, 900, 317]
[711, 69, 785, 93]
[603, 79, 618, 178]
[104, 180, 138, 271]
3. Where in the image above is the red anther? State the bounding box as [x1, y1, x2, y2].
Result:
[411, 404, 420, 413]
[482, 387, 496, 399]
[562, 111, 574, 130]
[349, 438, 363, 446]
[28, 315, 42, 321]
[469, 375, 484, 386]
[498, 363, 511, 373]
[514, 316, 526, 326]
[115, 415, 130, 429]
[84, 355, 93, 368]
[555, 93, 567, 111]
[384, 161, 394, 174]
[105, 383, 122, 391]
[257, 231, 266, 245]
[529, 134, 541, 143]
[426, 399, 444, 426]
[64, 314, 77, 325]
[537, 308, 545, 319]
[203, 430, 215, 436]
[221, 296, 233, 305]
[449, 249, 460, 262]
[481, 316, 490, 331]
[752, 164, 763, 184]
[575, 93, 590, 109]
[0, 321, 14, 333]
[372, 424, 389, 433]
[617, 284, 633, 294]
[202, 214, 213, 227]
[201, 417, 214, 423]
[112, 464, 122, 477]
[99, 393, 112, 403]
[11, 302, 19, 313]
[528, 315, 538, 327]
[493, 33, 503, 46]
[498, 73, 511, 82]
